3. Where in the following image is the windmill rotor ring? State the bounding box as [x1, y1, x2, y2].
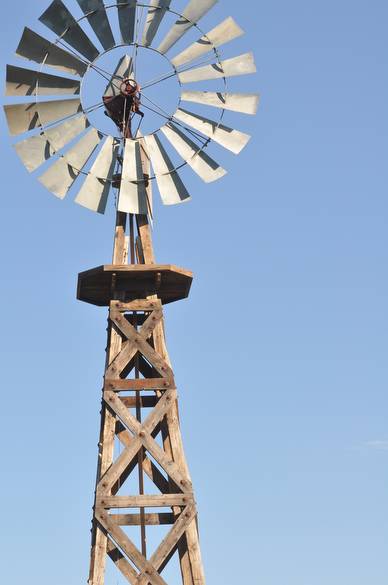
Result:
[4, 0, 259, 215]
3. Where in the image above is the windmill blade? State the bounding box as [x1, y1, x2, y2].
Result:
[142, 0, 171, 48]
[104, 54, 133, 97]
[16, 28, 87, 77]
[161, 123, 226, 183]
[171, 17, 244, 68]
[117, 0, 136, 45]
[118, 139, 150, 215]
[174, 108, 251, 154]
[75, 136, 119, 213]
[38, 98, 83, 126]
[179, 52, 256, 84]
[14, 115, 89, 172]
[158, 0, 219, 55]
[5, 65, 80, 96]
[44, 114, 89, 151]
[76, 0, 116, 50]
[144, 133, 190, 205]
[14, 135, 54, 174]
[181, 91, 259, 115]
[39, 0, 99, 62]
[38, 128, 102, 199]
[3, 99, 82, 136]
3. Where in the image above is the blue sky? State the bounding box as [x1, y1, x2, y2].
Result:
[0, 1, 387, 584]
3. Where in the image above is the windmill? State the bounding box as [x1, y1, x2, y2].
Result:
[4, 1, 258, 583]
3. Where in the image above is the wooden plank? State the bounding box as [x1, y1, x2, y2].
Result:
[113, 212, 127, 265]
[136, 215, 155, 264]
[152, 506, 197, 572]
[107, 539, 138, 585]
[97, 495, 192, 508]
[120, 396, 158, 408]
[97, 435, 142, 495]
[111, 513, 175, 526]
[105, 343, 138, 379]
[111, 299, 162, 312]
[105, 378, 172, 391]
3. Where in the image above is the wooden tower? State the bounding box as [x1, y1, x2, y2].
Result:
[78, 211, 205, 585]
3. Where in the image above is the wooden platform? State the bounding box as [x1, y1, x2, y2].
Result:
[77, 264, 193, 306]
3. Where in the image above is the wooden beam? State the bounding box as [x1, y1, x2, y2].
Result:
[120, 395, 158, 408]
[107, 539, 138, 585]
[111, 513, 175, 526]
[97, 495, 192, 508]
[105, 378, 172, 391]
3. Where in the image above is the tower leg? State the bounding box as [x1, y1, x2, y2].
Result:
[86, 214, 205, 585]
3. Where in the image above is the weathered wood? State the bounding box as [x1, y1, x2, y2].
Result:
[97, 495, 193, 508]
[152, 506, 197, 573]
[111, 299, 162, 312]
[111, 513, 175, 526]
[136, 215, 155, 264]
[105, 378, 172, 391]
[88, 210, 205, 585]
[107, 539, 138, 585]
[96, 510, 166, 585]
[104, 389, 192, 492]
[120, 396, 158, 408]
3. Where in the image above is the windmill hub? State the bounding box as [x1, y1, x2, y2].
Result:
[119, 78, 139, 97]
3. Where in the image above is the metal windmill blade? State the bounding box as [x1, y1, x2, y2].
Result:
[144, 133, 191, 205]
[75, 136, 120, 213]
[160, 123, 226, 183]
[76, 0, 116, 51]
[171, 17, 244, 68]
[174, 108, 251, 154]
[6, 65, 80, 96]
[16, 28, 88, 76]
[181, 91, 260, 115]
[118, 138, 151, 215]
[142, 0, 171, 48]
[158, 0, 219, 54]
[39, 0, 99, 62]
[3, 99, 82, 136]
[117, 0, 137, 45]
[38, 128, 102, 199]
[178, 52, 257, 84]
[14, 115, 89, 172]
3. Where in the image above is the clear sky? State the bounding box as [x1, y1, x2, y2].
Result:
[0, 1, 387, 584]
